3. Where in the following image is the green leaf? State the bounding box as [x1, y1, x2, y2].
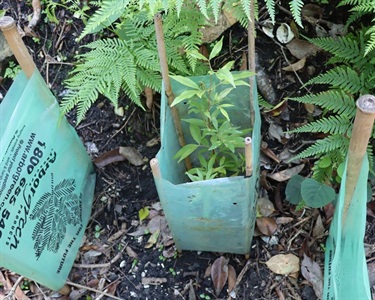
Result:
[171, 75, 200, 90]
[190, 123, 202, 144]
[219, 107, 230, 121]
[174, 144, 200, 162]
[318, 156, 332, 168]
[232, 71, 254, 79]
[138, 207, 150, 221]
[216, 68, 235, 87]
[285, 175, 304, 205]
[209, 37, 223, 60]
[187, 50, 209, 61]
[171, 89, 199, 106]
[301, 178, 336, 208]
[218, 87, 234, 99]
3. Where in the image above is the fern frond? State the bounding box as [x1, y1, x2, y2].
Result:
[294, 134, 349, 160]
[365, 25, 375, 55]
[350, 1, 375, 13]
[289, 115, 352, 135]
[265, 0, 276, 23]
[290, 90, 356, 116]
[210, 0, 223, 23]
[79, 0, 131, 39]
[306, 66, 365, 94]
[196, 0, 209, 18]
[240, 0, 251, 20]
[307, 34, 361, 63]
[289, 0, 304, 27]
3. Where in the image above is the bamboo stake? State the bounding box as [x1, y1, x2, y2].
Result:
[150, 158, 161, 179]
[247, 0, 256, 128]
[342, 94, 375, 224]
[0, 16, 36, 78]
[245, 137, 253, 176]
[154, 13, 192, 171]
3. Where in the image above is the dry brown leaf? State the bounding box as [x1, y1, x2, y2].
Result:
[201, 10, 238, 43]
[266, 254, 300, 275]
[93, 148, 125, 168]
[301, 254, 323, 299]
[119, 147, 144, 166]
[227, 264, 237, 294]
[312, 214, 325, 237]
[239, 51, 248, 71]
[204, 264, 212, 278]
[282, 57, 306, 72]
[211, 256, 229, 296]
[256, 217, 278, 236]
[257, 197, 275, 217]
[286, 39, 320, 59]
[267, 164, 305, 182]
[145, 228, 160, 248]
[275, 217, 294, 225]
[263, 99, 288, 117]
[261, 141, 281, 164]
[304, 103, 315, 114]
[302, 4, 323, 22]
[126, 246, 138, 258]
[28, 0, 41, 28]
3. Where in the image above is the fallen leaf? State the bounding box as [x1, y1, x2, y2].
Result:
[301, 254, 323, 299]
[204, 264, 212, 278]
[263, 99, 288, 117]
[302, 4, 323, 22]
[276, 23, 294, 44]
[286, 39, 320, 59]
[256, 217, 278, 236]
[261, 142, 281, 164]
[261, 19, 275, 38]
[139, 207, 150, 221]
[211, 256, 229, 296]
[227, 264, 237, 294]
[267, 164, 305, 182]
[266, 254, 300, 275]
[114, 106, 124, 116]
[275, 217, 294, 225]
[146, 137, 160, 147]
[304, 103, 315, 114]
[239, 51, 248, 71]
[93, 148, 125, 168]
[268, 122, 285, 143]
[312, 214, 325, 237]
[257, 197, 275, 217]
[145, 228, 160, 248]
[282, 57, 306, 72]
[126, 246, 138, 258]
[28, 0, 41, 28]
[119, 146, 144, 166]
[368, 262, 375, 286]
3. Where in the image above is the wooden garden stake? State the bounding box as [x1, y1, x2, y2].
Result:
[247, 0, 256, 127]
[0, 16, 36, 78]
[342, 95, 375, 224]
[245, 137, 253, 176]
[154, 13, 192, 171]
[150, 158, 161, 179]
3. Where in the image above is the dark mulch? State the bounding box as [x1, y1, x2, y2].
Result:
[1, 1, 372, 299]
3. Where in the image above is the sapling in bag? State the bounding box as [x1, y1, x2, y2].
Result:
[0, 16, 95, 291]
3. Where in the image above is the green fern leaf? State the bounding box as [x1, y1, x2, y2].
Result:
[306, 66, 365, 94]
[290, 90, 356, 116]
[365, 26, 375, 55]
[307, 35, 361, 63]
[240, 0, 251, 20]
[265, 0, 276, 23]
[294, 134, 349, 160]
[289, 115, 352, 135]
[79, 0, 131, 39]
[196, 0, 209, 18]
[289, 0, 304, 27]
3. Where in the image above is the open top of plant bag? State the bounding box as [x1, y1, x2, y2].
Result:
[153, 73, 260, 254]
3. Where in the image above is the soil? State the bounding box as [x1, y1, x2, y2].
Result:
[0, 1, 373, 300]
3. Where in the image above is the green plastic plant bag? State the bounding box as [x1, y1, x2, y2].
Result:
[323, 155, 371, 299]
[0, 70, 95, 290]
[153, 73, 260, 254]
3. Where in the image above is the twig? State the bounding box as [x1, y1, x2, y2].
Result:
[4, 276, 24, 300]
[227, 259, 252, 300]
[66, 280, 122, 300]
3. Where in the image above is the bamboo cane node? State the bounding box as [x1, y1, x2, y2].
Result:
[0, 16, 15, 30]
[356, 94, 375, 114]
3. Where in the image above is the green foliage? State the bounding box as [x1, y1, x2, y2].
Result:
[172, 40, 253, 181]
[338, 0, 375, 56]
[290, 30, 375, 183]
[4, 61, 21, 79]
[285, 175, 336, 208]
[61, 3, 206, 123]
[41, 0, 93, 24]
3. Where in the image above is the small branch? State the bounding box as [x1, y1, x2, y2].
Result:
[66, 280, 123, 300]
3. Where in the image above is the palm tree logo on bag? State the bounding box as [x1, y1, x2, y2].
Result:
[29, 174, 82, 259]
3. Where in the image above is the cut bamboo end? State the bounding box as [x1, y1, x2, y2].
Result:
[342, 94, 375, 224]
[245, 137, 253, 177]
[150, 158, 161, 179]
[0, 16, 36, 78]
